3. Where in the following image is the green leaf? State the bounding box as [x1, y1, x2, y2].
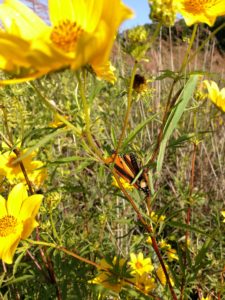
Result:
[156, 69, 181, 80]
[157, 75, 199, 172]
[13, 128, 68, 164]
[48, 156, 93, 164]
[3, 275, 34, 287]
[193, 236, 214, 272]
[122, 114, 157, 149]
[169, 221, 207, 235]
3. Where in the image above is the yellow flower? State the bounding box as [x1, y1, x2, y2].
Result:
[150, 211, 166, 223]
[201, 296, 211, 300]
[90, 272, 125, 293]
[146, 236, 152, 245]
[133, 74, 148, 94]
[48, 114, 69, 128]
[89, 257, 127, 293]
[134, 273, 156, 295]
[128, 253, 154, 276]
[221, 211, 225, 222]
[0, 0, 133, 83]
[112, 176, 134, 191]
[174, 0, 225, 26]
[156, 264, 174, 286]
[0, 149, 47, 186]
[0, 183, 43, 264]
[158, 239, 178, 261]
[92, 61, 117, 84]
[167, 248, 178, 261]
[204, 80, 225, 112]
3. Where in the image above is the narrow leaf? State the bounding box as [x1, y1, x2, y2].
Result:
[157, 75, 198, 172]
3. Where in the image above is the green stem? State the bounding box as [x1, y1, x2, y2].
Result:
[188, 21, 225, 66]
[76, 72, 104, 160]
[27, 239, 101, 269]
[115, 62, 138, 153]
[116, 23, 162, 154]
[180, 24, 198, 73]
[29, 82, 81, 136]
[149, 21, 163, 49]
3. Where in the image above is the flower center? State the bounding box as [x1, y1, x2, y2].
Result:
[0, 215, 18, 237]
[135, 261, 143, 269]
[184, 0, 217, 13]
[50, 20, 83, 52]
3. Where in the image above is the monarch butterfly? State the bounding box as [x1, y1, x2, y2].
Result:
[107, 153, 149, 195]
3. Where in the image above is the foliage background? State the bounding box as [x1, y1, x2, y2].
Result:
[0, 5, 225, 300]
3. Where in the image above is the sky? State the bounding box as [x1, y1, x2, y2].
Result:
[121, 0, 151, 30]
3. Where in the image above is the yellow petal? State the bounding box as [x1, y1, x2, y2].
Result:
[0, 195, 7, 218]
[49, 0, 77, 25]
[0, 0, 47, 39]
[174, 0, 225, 27]
[92, 61, 116, 84]
[0, 71, 48, 85]
[21, 217, 39, 239]
[0, 232, 21, 264]
[19, 194, 43, 221]
[137, 252, 144, 261]
[182, 13, 216, 27]
[90, 0, 134, 65]
[0, 32, 31, 67]
[7, 183, 28, 217]
[130, 253, 137, 263]
[207, 1, 225, 15]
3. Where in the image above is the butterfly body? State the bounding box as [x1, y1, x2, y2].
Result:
[108, 153, 149, 195]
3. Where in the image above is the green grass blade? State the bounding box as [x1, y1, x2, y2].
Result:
[157, 75, 199, 172]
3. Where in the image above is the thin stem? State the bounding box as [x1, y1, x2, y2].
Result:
[188, 21, 225, 66]
[149, 21, 163, 49]
[28, 240, 101, 269]
[180, 24, 198, 73]
[1, 106, 13, 143]
[12, 148, 34, 195]
[29, 82, 81, 136]
[180, 142, 197, 300]
[115, 62, 138, 153]
[116, 22, 162, 155]
[113, 172, 178, 300]
[76, 72, 105, 160]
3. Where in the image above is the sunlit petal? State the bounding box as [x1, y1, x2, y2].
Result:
[7, 183, 28, 217]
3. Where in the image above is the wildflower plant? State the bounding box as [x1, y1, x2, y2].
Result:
[0, 0, 224, 299]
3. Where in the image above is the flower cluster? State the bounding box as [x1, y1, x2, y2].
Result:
[128, 253, 156, 294]
[158, 239, 179, 261]
[149, 0, 177, 27]
[112, 176, 134, 191]
[89, 257, 128, 293]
